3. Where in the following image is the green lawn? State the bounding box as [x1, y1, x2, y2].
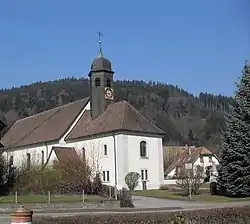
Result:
[132, 190, 250, 203]
[0, 194, 104, 204]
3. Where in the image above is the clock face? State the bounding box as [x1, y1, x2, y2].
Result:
[104, 87, 114, 100]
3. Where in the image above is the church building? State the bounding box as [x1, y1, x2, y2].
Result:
[1, 40, 165, 190]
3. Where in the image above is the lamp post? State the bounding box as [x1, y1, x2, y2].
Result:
[185, 144, 192, 200]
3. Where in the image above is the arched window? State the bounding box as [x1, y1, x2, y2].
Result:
[9, 156, 14, 166]
[95, 78, 100, 87]
[27, 153, 31, 170]
[82, 147, 86, 162]
[41, 151, 44, 166]
[140, 141, 147, 158]
[106, 78, 111, 87]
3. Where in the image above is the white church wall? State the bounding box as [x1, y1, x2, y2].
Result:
[124, 134, 164, 190]
[65, 135, 117, 186]
[2, 142, 56, 169]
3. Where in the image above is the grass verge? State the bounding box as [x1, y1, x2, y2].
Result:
[0, 194, 104, 203]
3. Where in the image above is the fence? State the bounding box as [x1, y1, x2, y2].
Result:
[0, 188, 121, 204]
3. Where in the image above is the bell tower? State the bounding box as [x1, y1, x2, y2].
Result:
[88, 32, 115, 119]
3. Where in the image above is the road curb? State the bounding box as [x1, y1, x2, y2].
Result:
[0, 207, 183, 215]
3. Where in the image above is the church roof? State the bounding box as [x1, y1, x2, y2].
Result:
[1, 97, 90, 149]
[66, 100, 165, 140]
[90, 56, 113, 73]
[2, 98, 165, 150]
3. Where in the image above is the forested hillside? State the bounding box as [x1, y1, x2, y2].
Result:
[0, 78, 233, 155]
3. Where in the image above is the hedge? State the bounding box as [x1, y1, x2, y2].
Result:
[33, 206, 250, 223]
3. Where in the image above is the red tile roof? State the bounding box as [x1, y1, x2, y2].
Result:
[2, 97, 165, 150]
[2, 97, 90, 149]
[65, 100, 165, 140]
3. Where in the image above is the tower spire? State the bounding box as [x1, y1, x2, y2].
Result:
[98, 31, 103, 57]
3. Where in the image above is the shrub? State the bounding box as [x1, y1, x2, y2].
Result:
[125, 172, 140, 191]
[176, 165, 203, 195]
[92, 174, 102, 195]
[159, 184, 170, 190]
[33, 206, 250, 223]
[119, 188, 134, 208]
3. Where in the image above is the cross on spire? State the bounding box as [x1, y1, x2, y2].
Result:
[98, 32, 103, 57]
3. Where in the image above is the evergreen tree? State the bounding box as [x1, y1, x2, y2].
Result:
[217, 62, 250, 197]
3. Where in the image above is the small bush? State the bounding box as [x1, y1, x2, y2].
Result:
[119, 188, 134, 208]
[125, 172, 140, 191]
[33, 206, 250, 223]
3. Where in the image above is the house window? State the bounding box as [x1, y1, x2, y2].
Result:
[106, 78, 111, 87]
[27, 153, 31, 170]
[209, 156, 213, 163]
[102, 171, 110, 182]
[140, 141, 147, 158]
[141, 169, 148, 181]
[200, 157, 204, 163]
[95, 78, 100, 87]
[104, 145, 107, 156]
[41, 151, 44, 166]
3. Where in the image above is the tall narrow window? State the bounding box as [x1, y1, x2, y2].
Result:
[200, 157, 204, 163]
[141, 170, 144, 180]
[102, 171, 106, 182]
[102, 171, 110, 182]
[27, 153, 31, 170]
[209, 156, 213, 163]
[104, 145, 107, 156]
[140, 141, 147, 158]
[106, 78, 111, 87]
[9, 156, 13, 166]
[41, 151, 44, 166]
[95, 78, 100, 87]
[141, 169, 148, 181]
[106, 171, 110, 182]
[82, 147, 86, 162]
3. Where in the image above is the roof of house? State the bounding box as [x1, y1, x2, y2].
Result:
[66, 100, 165, 140]
[1, 97, 90, 149]
[164, 146, 214, 175]
[2, 97, 165, 150]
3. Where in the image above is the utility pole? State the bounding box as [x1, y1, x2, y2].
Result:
[185, 144, 192, 200]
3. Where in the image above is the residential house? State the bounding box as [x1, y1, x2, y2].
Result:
[164, 146, 219, 180]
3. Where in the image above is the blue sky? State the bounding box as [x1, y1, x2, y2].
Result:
[0, 0, 249, 96]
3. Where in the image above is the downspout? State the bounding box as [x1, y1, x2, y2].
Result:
[112, 133, 118, 186]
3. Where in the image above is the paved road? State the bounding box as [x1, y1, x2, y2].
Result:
[132, 195, 201, 208]
[133, 195, 250, 209]
[1, 196, 250, 223]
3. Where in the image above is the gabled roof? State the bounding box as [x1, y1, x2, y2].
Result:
[66, 100, 165, 140]
[164, 146, 214, 175]
[2, 97, 90, 149]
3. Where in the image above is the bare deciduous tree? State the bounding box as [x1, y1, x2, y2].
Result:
[176, 165, 204, 195]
